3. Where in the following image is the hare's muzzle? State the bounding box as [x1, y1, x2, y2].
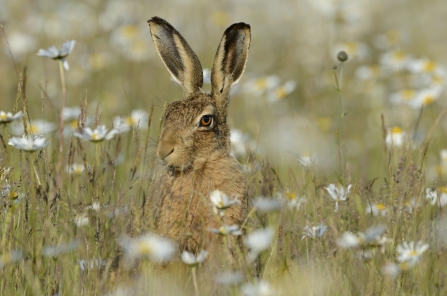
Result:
[156, 132, 176, 162]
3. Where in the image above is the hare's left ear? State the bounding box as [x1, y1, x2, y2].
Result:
[148, 17, 203, 98]
[211, 22, 251, 111]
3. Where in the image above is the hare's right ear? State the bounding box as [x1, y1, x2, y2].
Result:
[211, 22, 251, 110]
[148, 17, 203, 98]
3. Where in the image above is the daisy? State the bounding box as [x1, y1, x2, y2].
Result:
[379, 51, 410, 71]
[118, 233, 177, 263]
[385, 126, 406, 148]
[267, 80, 296, 102]
[243, 75, 280, 96]
[396, 240, 429, 268]
[210, 190, 241, 217]
[252, 197, 283, 213]
[181, 250, 208, 266]
[208, 225, 242, 236]
[241, 280, 275, 296]
[426, 187, 447, 207]
[12, 119, 57, 136]
[113, 109, 148, 133]
[230, 129, 250, 158]
[325, 184, 352, 212]
[337, 225, 386, 249]
[74, 213, 89, 227]
[0, 111, 24, 124]
[302, 224, 327, 239]
[74, 125, 118, 142]
[281, 192, 307, 210]
[66, 163, 85, 175]
[42, 240, 79, 257]
[8, 135, 49, 152]
[407, 58, 443, 74]
[355, 65, 382, 81]
[389, 89, 416, 105]
[37, 40, 76, 70]
[365, 203, 388, 216]
[409, 88, 441, 109]
[244, 228, 274, 262]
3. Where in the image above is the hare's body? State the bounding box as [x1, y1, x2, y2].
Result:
[146, 17, 250, 252]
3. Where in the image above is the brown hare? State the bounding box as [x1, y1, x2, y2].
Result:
[147, 16, 250, 253]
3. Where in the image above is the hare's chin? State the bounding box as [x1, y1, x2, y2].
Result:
[166, 164, 193, 176]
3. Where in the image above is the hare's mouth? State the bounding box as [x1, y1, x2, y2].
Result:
[167, 164, 193, 176]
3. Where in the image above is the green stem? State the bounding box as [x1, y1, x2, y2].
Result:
[56, 60, 66, 189]
[192, 267, 200, 296]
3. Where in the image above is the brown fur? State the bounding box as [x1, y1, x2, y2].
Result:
[146, 17, 251, 253]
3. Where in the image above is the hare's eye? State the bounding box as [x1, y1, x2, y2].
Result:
[200, 115, 213, 127]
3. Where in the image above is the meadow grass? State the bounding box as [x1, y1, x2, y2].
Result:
[2, 0, 447, 295]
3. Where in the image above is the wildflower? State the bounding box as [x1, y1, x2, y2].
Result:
[379, 51, 410, 71]
[78, 259, 107, 271]
[267, 80, 296, 102]
[208, 225, 242, 236]
[8, 135, 49, 152]
[302, 224, 327, 239]
[42, 240, 79, 257]
[409, 88, 441, 109]
[74, 125, 118, 142]
[74, 213, 89, 227]
[355, 65, 381, 81]
[325, 184, 352, 212]
[243, 75, 280, 96]
[63, 107, 82, 121]
[0, 250, 23, 268]
[297, 152, 316, 168]
[396, 240, 429, 268]
[385, 126, 406, 148]
[382, 263, 401, 279]
[214, 271, 244, 285]
[210, 190, 241, 216]
[230, 129, 250, 158]
[281, 192, 307, 210]
[365, 203, 388, 216]
[181, 250, 208, 266]
[66, 164, 85, 175]
[118, 233, 177, 263]
[333, 41, 368, 61]
[12, 119, 57, 136]
[389, 89, 416, 105]
[374, 30, 402, 50]
[241, 280, 275, 296]
[407, 58, 442, 74]
[0, 111, 24, 124]
[244, 228, 274, 262]
[113, 109, 148, 133]
[88, 202, 100, 212]
[110, 24, 151, 62]
[252, 197, 283, 213]
[337, 225, 386, 249]
[426, 187, 447, 207]
[37, 40, 76, 70]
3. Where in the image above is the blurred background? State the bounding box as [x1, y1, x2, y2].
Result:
[2, 0, 447, 182]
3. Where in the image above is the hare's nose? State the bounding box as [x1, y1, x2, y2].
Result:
[158, 146, 174, 160]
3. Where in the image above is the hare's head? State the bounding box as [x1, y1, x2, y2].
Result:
[148, 17, 250, 172]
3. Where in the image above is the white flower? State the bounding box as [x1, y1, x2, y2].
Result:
[78, 259, 106, 271]
[252, 197, 283, 213]
[243, 75, 280, 96]
[63, 106, 82, 121]
[8, 135, 49, 152]
[325, 184, 352, 212]
[42, 240, 79, 257]
[382, 263, 401, 279]
[118, 233, 177, 263]
[426, 187, 447, 207]
[88, 202, 101, 212]
[214, 271, 244, 285]
[244, 228, 274, 262]
[0, 250, 23, 268]
[0, 111, 24, 124]
[389, 89, 416, 105]
[66, 163, 85, 175]
[302, 224, 327, 239]
[337, 225, 386, 249]
[365, 203, 388, 216]
[230, 129, 250, 158]
[208, 225, 242, 236]
[74, 125, 118, 142]
[297, 152, 317, 168]
[113, 109, 148, 133]
[181, 250, 208, 266]
[355, 65, 381, 81]
[333, 41, 368, 61]
[37, 40, 76, 70]
[12, 119, 57, 135]
[385, 126, 406, 148]
[379, 51, 410, 71]
[74, 213, 89, 227]
[396, 240, 429, 268]
[110, 24, 151, 62]
[210, 190, 241, 216]
[241, 280, 275, 296]
[407, 58, 442, 74]
[203, 68, 211, 84]
[281, 192, 307, 210]
[409, 88, 441, 109]
[267, 80, 296, 102]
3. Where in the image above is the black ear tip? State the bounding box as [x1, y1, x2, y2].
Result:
[148, 16, 166, 25]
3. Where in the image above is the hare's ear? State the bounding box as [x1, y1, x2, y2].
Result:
[148, 17, 203, 98]
[211, 22, 250, 109]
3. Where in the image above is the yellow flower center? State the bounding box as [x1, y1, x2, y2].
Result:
[30, 124, 39, 134]
[422, 95, 435, 105]
[376, 203, 386, 211]
[8, 191, 19, 201]
[317, 117, 332, 132]
[440, 186, 447, 194]
[125, 116, 137, 126]
[423, 61, 436, 72]
[408, 250, 419, 257]
[401, 89, 415, 100]
[285, 192, 297, 200]
[69, 121, 78, 129]
[391, 126, 402, 134]
[219, 226, 228, 235]
[275, 87, 288, 99]
[392, 51, 406, 62]
[345, 42, 359, 54]
[92, 133, 98, 140]
[121, 25, 138, 39]
[131, 39, 146, 53]
[0, 114, 6, 120]
[211, 11, 229, 28]
[136, 242, 153, 256]
[386, 30, 400, 44]
[255, 78, 268, 90]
